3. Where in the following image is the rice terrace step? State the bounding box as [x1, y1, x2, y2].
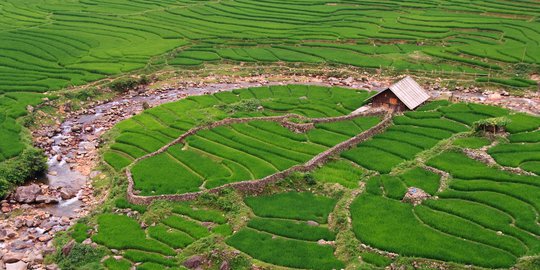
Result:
[1, 0, 540, 269]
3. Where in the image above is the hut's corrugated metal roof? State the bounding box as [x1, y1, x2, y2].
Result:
[374, 76, 430, 110]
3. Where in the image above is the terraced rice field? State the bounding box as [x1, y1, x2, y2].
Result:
[342, 101, 509, 173]
[3, 0, 540, 269]
[488, 115, 540, 174]
[106, 85, 375, 192]
[1, 0, 540, 94]
[347, 102, 540, 268]
[131, 116, 380, 195]
[83, 90, 540, 269]
[226, 192, 343, 270]
[0, 92, 44, 161]
[94, 203, 231, 270]
[2, 0, 540, 195]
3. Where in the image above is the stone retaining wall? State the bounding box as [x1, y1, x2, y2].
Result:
[126, 109, 391, 205]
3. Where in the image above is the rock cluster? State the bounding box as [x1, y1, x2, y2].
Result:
[402, 187, 431, 206]
[8, 183, 77, 206]
[0, 208, 76, 270]
[427, 81, 540, 115]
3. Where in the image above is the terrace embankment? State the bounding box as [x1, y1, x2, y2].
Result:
[1, 73, 539, 269]
[125, 109, 392, 205]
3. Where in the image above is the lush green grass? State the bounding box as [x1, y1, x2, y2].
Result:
[0, 0, 538, 98]
[360, 252, 393, 267]
[92, 214, 175, 256]
[350, 143, 540, 268]
[115, 197, 147, 213]
[453, 137, 491, 149]
[226, 228, 344, 270]
[476, 77, 538, 88]
[244, 192, 337, 223]
[429, 151, 540, 186]
[172, 204, 226, 224]
[123, 250, 177, 267]
[103, 257, 132, 270]
[71, 223, 91, 243]
[399, 167, 441, 195]
[227, 191, 343, 269]
[162, 215, 210, 239]
[247, 217, 336, 241]
[509, 131, 540, 143]
[505, 114, 540, 133]
[311, 159, 364, 188]
[90, 205, 231, 268]
[147, 224, 194, 249]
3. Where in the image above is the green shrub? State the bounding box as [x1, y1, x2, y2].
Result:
[56, 243, 107, 270]
[115, 198, 147, 213]
[0, 147, 47, 198]
[109, 77, 148, 92]
[71, 223, 91, 243]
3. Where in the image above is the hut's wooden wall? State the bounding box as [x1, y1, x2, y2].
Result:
[371, 89, 408, 111]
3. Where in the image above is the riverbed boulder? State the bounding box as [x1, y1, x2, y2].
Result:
[183, 255, 204, 269]
[13, 184, 42, 204]
[35, 195, 59, 204]
[62, 240, 76, 256]
[306, 220, 319, 226]
[6, 261, 27, 270]
[59, 187, 76, 200]
[3, 252, 23, 263]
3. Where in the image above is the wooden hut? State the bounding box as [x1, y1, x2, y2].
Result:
[370, 76, 430, 111]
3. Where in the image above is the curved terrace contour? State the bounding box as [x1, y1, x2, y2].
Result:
[126, 109, 391, 205]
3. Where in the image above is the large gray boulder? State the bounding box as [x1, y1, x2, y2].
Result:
[13, 184, 42, 203]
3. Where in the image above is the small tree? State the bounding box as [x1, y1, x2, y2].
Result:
[142, 102, 150, 110]
[474, 117, 510, 133]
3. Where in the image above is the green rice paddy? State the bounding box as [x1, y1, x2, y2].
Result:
[1, 0, 539, 94]
[4, 0, 540, 269]
[77, 95, 540, 269]
[227, 192, 343, 270]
